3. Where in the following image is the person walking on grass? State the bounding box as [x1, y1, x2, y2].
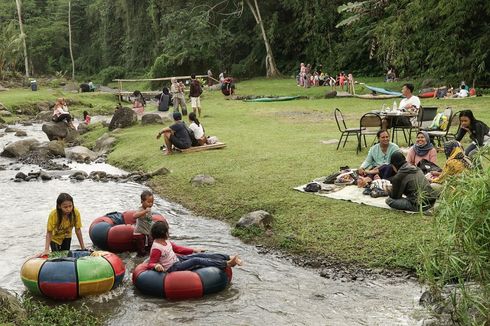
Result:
[189, 74, 203, 117]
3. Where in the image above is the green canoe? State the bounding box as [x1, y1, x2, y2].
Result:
[244, 96, 301, 102]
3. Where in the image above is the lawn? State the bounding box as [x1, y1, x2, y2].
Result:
[2, 77, 489, 270]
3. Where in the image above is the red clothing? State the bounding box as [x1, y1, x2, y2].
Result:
[147, 241, 193, 270]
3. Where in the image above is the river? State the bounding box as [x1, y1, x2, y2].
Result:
[0, 123, 428, 325]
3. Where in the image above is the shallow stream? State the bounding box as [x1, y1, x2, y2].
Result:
[0, 123, 428, 325]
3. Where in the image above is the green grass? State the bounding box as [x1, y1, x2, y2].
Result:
[3, 77, 490, 270]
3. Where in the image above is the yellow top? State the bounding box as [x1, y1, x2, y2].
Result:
[47, 208, 82, 245]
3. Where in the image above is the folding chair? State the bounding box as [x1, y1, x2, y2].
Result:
[407, 106, 439, 145]
[358, 113, 382, 154]
[334, 108, 362, 150]
[427, 108, 456, 146]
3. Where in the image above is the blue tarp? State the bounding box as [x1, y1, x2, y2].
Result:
[364, 84, 403, 97]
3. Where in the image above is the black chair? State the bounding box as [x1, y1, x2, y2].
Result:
[358, 113, 382, 153]
[334, 108, 362, 150]
[405, 106, 439, 145]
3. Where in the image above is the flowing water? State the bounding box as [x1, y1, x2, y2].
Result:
[0, 123, 428, 325]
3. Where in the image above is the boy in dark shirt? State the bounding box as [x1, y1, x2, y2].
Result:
[156, 112, 192, 155]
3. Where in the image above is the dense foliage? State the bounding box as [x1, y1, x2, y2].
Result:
[0, 0, 489, 85]
[419, 152, 490, 323]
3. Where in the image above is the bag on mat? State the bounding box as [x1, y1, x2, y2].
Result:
[304, 182, 321, 192]
[417, 159, 442, 174]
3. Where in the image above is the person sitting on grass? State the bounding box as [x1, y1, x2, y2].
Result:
[357, 130, 399, 187]
[156, 112, 192, 155]
[406, 131, 437, 166]
[188, 112, 206, 146]
[386, 151, 438, 212]
[147, 220, 243, 273]
[428, 140, 472, 185]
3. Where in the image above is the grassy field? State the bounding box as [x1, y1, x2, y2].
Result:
[2, 77, 489, 270]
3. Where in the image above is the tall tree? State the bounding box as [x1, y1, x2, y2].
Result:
[244, 0, 280, 77]
[15, 0, 29, 77]
[68, 0, 75, 80]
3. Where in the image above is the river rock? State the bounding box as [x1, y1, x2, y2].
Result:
[65, 146, 97, 162]
[15, 130, 27, 137]
[141, 113, 163, 125]
[21, 121, 33, 126]
[70, 171, 89, 180]
[4, 127, 18, 133]
[190, 174, 215, 186]
[47, 140, 66, 156]
[324, 90, 337, 98]
[236, 210, 273, 229]
[151, 166, 170, 177]
[0, 117, 5, 124]
[89, 171, 107, 180]
[15, 172, 27, 180]
[77, 122, 89, 135]
[35, 111, 54, 122]
[42, 121, 79, 142]
[108, 107, 137, 131]
[93, 133, 116, 155]
[0, 288, 27, 324]
[39, 170, 52, 180]
[0, 123, 6, 129]
[0, 110, 12, 116]
[1, 138, 40, 157]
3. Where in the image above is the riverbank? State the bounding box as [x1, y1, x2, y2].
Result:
[2, 78, 490, 274]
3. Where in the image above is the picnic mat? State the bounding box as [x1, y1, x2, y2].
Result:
[294, 178, 418, 213]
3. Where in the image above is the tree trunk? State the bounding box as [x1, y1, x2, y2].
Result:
[68, 1, 75, 80]
[15, 0, 29, 78]
[245, 0, 281, 78]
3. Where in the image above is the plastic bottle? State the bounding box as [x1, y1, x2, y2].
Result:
[392, 101, 397, 111]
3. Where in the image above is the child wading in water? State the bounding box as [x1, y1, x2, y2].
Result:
[43, 193, 85, 255]
[133, 190, 156, 256]
[147, 221, 243, 272]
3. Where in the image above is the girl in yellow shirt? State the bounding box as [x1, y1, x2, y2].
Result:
[42, 193, 85, 255]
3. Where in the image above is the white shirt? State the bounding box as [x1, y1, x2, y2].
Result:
[399, 95, 421, 111]
[189, 122, 204, 139]
[457, 89, 468, 97]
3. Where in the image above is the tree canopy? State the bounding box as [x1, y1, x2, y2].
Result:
[1, 0, 488, 85]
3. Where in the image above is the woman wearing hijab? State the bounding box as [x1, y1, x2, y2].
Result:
[406, 131, 437, 166]
[429, 140, 472, 184]
[386, 151, 438, 212]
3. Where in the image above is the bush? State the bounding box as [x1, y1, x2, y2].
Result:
[418, 150, 490, 323]
[95, 66, 126, 85]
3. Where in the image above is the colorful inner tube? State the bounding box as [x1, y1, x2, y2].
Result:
[20, 250, 125, 300]
[89, 211, 165, 252]
[132, 262, 232, 300]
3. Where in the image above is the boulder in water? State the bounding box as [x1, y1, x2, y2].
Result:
[64, 146, 97, 162]
[15, 130, 27, 137]
[42, 121, 79, 142]
[1, 139, 40, 158]
[108, 107, 137, 131]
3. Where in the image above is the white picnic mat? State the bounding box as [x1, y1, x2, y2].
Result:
[294, 182, 393, 210]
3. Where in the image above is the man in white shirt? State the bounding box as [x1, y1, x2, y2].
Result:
[398, 83, 421, 112]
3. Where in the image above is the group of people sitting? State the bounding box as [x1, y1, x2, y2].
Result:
[355, 109, 489, 212]
[156, 111, 215, 155]
[432, 81, 476, 99]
